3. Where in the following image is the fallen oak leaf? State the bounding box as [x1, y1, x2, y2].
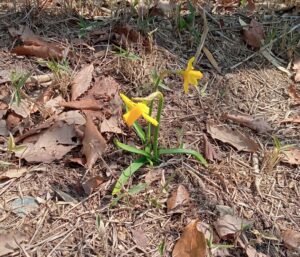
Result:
[222, 113, 272, 133]
[71, 64, 94, 101]
[167, 185, 190, 213]
[206, 120, 259, 152]
[172, 219, 207, 257]
[82, 115, 107, 169]
[59, 99, 101, 110]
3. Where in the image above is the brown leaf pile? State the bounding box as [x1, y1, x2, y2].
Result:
[242, 19, 265, 49]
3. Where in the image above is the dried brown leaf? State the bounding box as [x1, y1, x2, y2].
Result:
[282, 147, 300, 165]
[282, 229, 300, 252]
[238, 238, 270, 257]
[101, 116, 122, 134]
[6, 112, 22, 131]
[113, 25, 151, 52]
[12, 44, 63, 60]
[288, 85, 300, 103]
[0, 120, 9, 136]
[293, 56, 300, 82]
[18, 121, 78, 163]
[56, 111, 86, 125]
[82, 115, 107, 169]
[172, 219, 207, 257]
[0, 230, 27, 256]
[132, 229, 148, 249]
[167, 185, 190, 213]
[214, 214, 252, 239]
[0, 70, 11, 84]
[243, 19, 265, 49]
[82, 176, 105, 195]
[223, 113, 272, 133]
[0, 168, 28, 181]
[203, 134, 218, 162]
[71, 64, 94, 101]
[206, 120, 259, 152]
[59, 99, 101, 110]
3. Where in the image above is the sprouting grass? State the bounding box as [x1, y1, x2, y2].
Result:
[10, 70, 31, 106]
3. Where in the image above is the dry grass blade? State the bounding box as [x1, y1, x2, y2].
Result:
[194, 9, 208, 65]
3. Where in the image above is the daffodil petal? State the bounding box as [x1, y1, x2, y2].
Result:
[136, 102, 149, 114]
[183, 79, 189, 94]
[187, 57, 195, 71]
[123, 107, 143, 127]
[189, 76, 199, 86]
[120, 93, 136, 110]
[189, 70, 203, 79]
[142, 113, 158, 126]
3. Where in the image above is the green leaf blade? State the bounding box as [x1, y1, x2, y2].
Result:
[112, 157, 147, 195]
[159, 148, 208, 167]
[115, 140, 151, 158]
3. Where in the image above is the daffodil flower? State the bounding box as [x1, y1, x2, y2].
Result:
[120, 93, 158, 127]
[179, 57, 203, 93]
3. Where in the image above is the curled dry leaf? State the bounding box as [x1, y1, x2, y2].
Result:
[242, 19, 265, 49]
[0, 230, 27, 256]
[17, 121, 78, 163]
[172, 219, 206, 257]
[214, 214, 252, 239]
[203, 134, 219, 162]
[59, 99, 101, 110]
[6, 112, 22, 131]
[167, 185, 190, 213]
[71, 64, 94, 101]
[82, 115, 107, 169]
[132, 229, 148, 250]
[288, 85, 300, 104]
[281, 147, 300, 165]
[10, 25, 64, 60]
[282, 229, 300, 252]
[207, 120, 259, 152]
[82, 175, 105, 195]
[223, 113, 272, 134]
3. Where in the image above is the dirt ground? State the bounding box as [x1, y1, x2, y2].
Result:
[0, 1, 299, 257]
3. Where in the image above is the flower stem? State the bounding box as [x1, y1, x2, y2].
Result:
[153, 94, 163, 162]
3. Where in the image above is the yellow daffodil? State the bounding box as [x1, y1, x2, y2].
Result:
[179, 57, 203, 93]
[120, 93, 158, 127]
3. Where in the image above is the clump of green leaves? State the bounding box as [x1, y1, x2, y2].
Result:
[10, 70, 30, 106]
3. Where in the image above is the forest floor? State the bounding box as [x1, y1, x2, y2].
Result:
[0, 1, 299, 257]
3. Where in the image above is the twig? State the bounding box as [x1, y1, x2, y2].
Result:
[230, 23, 300, 70]
[194, 9, 208, 65]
